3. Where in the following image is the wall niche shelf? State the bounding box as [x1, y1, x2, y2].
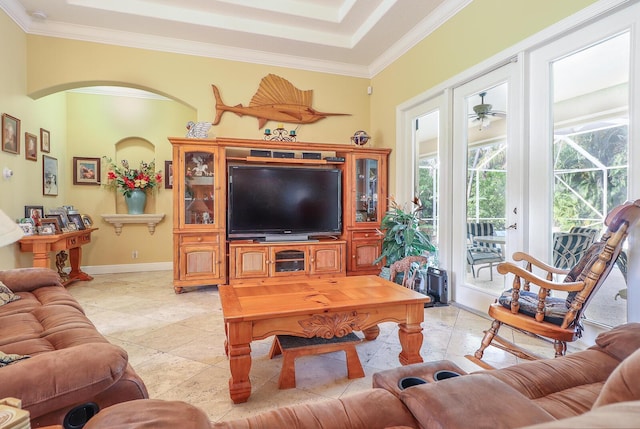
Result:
[101, 214, 165, 235]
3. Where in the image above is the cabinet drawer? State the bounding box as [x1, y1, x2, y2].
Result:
[180, 234, 219, 244]
[351, 230, 382, 240]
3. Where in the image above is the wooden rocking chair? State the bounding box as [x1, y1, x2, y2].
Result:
[467, 199, 640, 369]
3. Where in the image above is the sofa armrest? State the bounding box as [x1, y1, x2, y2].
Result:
[212, 388, 418, 429]
[0, 268, 63, 292]
[0, 343, 129, 420]
[520, 400, 640, 429]
[399, 374, 555, 429]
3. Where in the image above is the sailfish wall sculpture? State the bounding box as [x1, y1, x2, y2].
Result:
[211, 74, 350, 129]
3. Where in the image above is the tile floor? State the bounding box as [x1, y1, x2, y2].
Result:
[67, 271, 583, 423]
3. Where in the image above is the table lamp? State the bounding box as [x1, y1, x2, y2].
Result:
[0, 209, 24, 247]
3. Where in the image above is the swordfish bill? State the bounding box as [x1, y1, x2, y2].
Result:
[211, 74, 350, 129]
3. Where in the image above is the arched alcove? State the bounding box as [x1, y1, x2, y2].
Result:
[111, 137, 159, 214]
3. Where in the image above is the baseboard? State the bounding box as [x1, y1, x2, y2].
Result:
[82, 262, 173, 275]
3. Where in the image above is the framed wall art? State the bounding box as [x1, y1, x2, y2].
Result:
[40, 128, 50, 153]
[2, 113, 20, 154]
[43, 155, 59, 196]
[25, 132, 37, 161]
[73, 157, 101, 185]
[165, 160, 173, 189]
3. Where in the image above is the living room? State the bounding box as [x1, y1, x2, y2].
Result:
[2, 0, 640, 427]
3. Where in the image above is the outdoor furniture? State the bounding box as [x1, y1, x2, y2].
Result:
[466, 222, 503, 280]
[468, 199, 640, 367]
[552, 231, 595, 269]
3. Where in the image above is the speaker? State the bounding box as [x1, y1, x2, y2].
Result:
[427, 267, 448, 305]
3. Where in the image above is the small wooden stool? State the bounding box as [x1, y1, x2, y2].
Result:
[269, 333, 365, 389]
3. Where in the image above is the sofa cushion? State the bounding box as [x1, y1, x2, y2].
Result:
[593, 348, 640, 408]
[0, 281, 20, 306]
[498, 289, 568, 325]
[399, 373, 555, 429]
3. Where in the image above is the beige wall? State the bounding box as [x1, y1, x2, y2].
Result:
[0, 0, 597, 270]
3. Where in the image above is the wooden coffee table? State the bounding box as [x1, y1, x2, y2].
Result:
[219, 275, 430, 403]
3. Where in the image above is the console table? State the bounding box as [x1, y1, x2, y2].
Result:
[19, 228, 97, 285]
[219, 275, 429, 403]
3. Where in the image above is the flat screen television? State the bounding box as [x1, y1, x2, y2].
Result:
[227, 165, 342, 241]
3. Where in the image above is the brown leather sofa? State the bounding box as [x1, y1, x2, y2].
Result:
[0, 268, 148, 427]
[84, 322, 640, 429]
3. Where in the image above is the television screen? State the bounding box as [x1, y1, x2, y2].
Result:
[227, 165, 342, 239]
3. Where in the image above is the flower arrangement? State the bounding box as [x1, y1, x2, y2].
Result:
[104, 157, 162, 197]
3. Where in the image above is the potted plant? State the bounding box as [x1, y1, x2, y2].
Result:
[375, 197, 436, 283]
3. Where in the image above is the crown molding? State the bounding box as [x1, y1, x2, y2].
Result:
[369, 0, 472, 77]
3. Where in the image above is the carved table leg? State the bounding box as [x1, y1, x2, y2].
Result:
[362, 325, 380, 341]
[398, 322, 424, 365]
[226, 321, 253, 403]
[67, 246, 93, 283]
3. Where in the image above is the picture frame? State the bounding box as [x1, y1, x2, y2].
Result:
[41, 218, 62, 234]
[25, 132, 38, 161]
[37, 224, 55, 235]
[40, 128, 50, 153]
[47, 207, 69, 228]
[68, 213, 86, 230]
[48, 213, 67, 231]
[25, 205, 44, 220]
[81, 214, 93, 228]
[73, 157, 101, 185]
[2, 113, 20, 154]
[18, 223, 35, 236]
[43, 155, 59, 196]
[164, 160, 173, 189]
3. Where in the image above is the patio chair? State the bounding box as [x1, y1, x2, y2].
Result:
[467, 222, 503, 280]
[552, 231, 595, 269]
[467, 199, 640, 369]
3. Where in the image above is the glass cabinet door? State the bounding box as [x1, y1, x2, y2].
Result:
[355, 157, 379, 223]
[184, 151, 215, 225]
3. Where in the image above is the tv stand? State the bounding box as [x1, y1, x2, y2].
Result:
[229, 239, 346, 285]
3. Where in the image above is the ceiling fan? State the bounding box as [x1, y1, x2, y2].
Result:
[470, 91, 506, 130]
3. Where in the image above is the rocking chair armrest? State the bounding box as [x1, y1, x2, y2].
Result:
[512, 252, 570, 276]
[497, 262, 584, 292]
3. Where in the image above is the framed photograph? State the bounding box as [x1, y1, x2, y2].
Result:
[73, 157, 101, 185]
[43, 155, 58, 196]
[40, 128, 50, 153]
[38, 224, 55, 235]
[81, 214, 93, 228]
[2, 113, 20, 154]
[25, 205, 44, 220]
[41, 217, 62, 234]
[47, 207, 69, 228]
[18, 223, 35, 236]
[25, 132, 38, 161]
[164, 160, 173, 189]
[48, 213, 66, 231]
[68, 213, 86, 230]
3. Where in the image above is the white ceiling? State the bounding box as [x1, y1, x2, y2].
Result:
[1, 0, 471, 78]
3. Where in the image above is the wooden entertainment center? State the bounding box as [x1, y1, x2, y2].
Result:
[169, 137, 390, 293]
